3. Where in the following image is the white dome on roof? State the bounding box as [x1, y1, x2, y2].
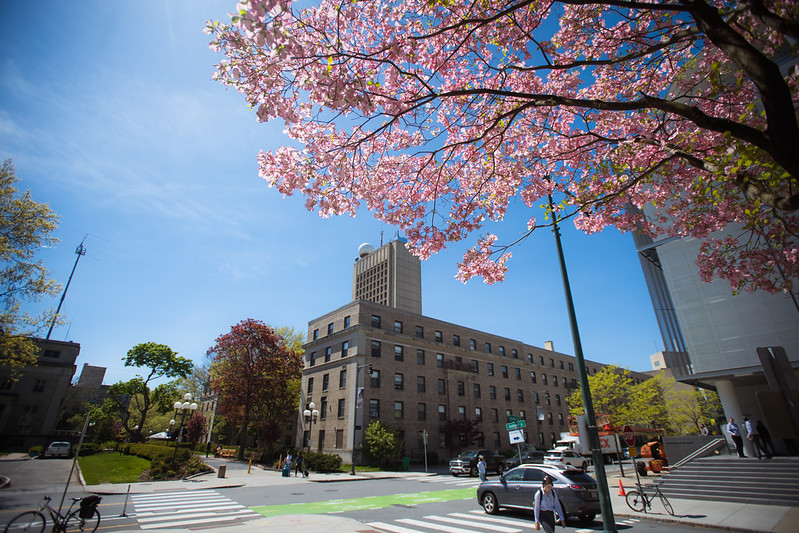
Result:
[358, 243, 374, 257]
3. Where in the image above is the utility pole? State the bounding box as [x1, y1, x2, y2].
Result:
[549, 195, 617, 533]
[46, 236, 87, 339]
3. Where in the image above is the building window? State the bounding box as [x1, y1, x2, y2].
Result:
[512, 349, 518, 359]
[438, 379, 446, 394]
[344, 316, 351, 328]
[519, 409, 526, 420]
[339, 369, 347, 388]
[505, 409, 513, 420]
[338, 398, 346, 418]
[458, 406, 466, 421]
[435, 330, 443, 342]
[487, 363, 494, 376]
[313, 329, 319, 341]
[550, 358, 555, 368]
[308, 377, 314, 394]
[320, 398, 327, 420]
[415, 325, 424, 338]
[563, 377, 568, 387]
[493, 432, 501, 449]
[514, 368, 520, 380]
[553, 376, 558, 387]
[471, 360, 479, 373]
[417, 349, 425, 365]
[517, 389, 524, 402]
[341, 341, 349, 357]
[322, 374, 329, 391]
[327, 322, 334, 336]
[371, 315, 381, 328]
[535, 391, 540, 404]
[542, 373, 548, 385]
[475, 407, 483, 422]
[43, 349, 60, 358]
[556, 394, 561, 406]
[469, 339, 477, 350]
[394, 320, 403, 333]
[499, 346, 505, 357]
[370, 370, 381, 388]
[527, 353, 533, 363]
[371, 340, 381, 357]
[491, 408, 499, 422]
[504, 387, 511, 401]
[501, 365, 508, 378]
[418, 403, 426, 421]
[560, 360, 565, 370]
[558, 413, 564, 424]
[436, 353, 444, 368]
[489, 386, 497, 400]
[325, 346, 332, 362]
[417, 376, 426, 393]
[539, 355, 545, 365]
[530, 371, 536, 383]
[453, 335, 460, 346]
[485, 342, 492, 353]
[473, 383, 481, 398]
[395, 345, 404, 361]
[438, 404, 447, 421]
[457, 381, 465, 396]
[545, 392, 551, 405]
[394, 401, 404, 419]
[568, 362, 574, 371]
[370, 399, 380, 418]
[548, 412, 554, 425]
[394, 373, 404, 390]
[32, 379, 46, 392]
[454, 356, 463, 369]
[310, 352, 316, 367]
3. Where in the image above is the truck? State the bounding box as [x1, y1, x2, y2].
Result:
[560, 415, 623, 464]
[449, 449, 506, 477]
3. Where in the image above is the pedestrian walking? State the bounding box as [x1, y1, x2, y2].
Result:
[727, 417, 746, 457]
[533, 475, 565, 533]
[294, 452, 304, 477]
[700, 424, 709, 436]
[477, 455, 487, 483]
[744, 417, 771, 459]
[756, 421, 778, 456]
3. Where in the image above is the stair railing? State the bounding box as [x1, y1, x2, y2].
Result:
[669, 437, 727, 469]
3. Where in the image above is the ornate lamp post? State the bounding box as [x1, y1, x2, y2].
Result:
[351, 363, 372, 475]
[170, 392, 198, 469]
[303, 402, 319, 458]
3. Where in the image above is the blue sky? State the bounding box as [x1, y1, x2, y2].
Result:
[0, 1, 663, 386]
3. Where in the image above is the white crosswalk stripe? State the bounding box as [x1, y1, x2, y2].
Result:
[131, 489, 261, 530]
[369, 511, 537, 533]
[420, 477, 482, 486]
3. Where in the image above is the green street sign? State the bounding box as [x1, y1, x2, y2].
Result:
[508, 415, 520, 422]
[506, 420, 527, 430]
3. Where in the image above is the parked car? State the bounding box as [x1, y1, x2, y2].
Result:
[544, 449, 587, 470]
[43, 442, 72, 458]
[504, 449, 545, 469]
[449, 449, 506, 477]
[476, 464, 599, 523]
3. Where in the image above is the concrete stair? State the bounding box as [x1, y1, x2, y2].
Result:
[655, 456, 799, 506]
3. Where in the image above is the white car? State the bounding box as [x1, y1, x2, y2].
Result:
[43, 441, 71, 457]
[543, 449, 587, 470]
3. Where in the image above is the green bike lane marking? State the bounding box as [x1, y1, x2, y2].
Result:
[251, 487, 475, 517]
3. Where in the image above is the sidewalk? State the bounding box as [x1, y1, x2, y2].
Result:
[4, 453, 797, 532]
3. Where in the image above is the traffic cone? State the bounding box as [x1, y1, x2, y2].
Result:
[618, 479, 626, 496]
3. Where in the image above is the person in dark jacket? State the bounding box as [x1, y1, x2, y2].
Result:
[756, 421, 777, 457]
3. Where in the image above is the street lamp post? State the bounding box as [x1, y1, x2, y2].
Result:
[170, 393, 198, 470]
[303, 402, 319, 459]
[350, 363, 372, 475]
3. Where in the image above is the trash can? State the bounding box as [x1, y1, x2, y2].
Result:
[401, 457, 410, 471]
[217, 464, 226, 478]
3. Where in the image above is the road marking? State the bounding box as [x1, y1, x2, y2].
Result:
[425, 515, 522, 532]
[449, 513, 536, 528]
[397, 517, 481, 532]
[131, 490, 261, 530]
[369, 522, 427, 533]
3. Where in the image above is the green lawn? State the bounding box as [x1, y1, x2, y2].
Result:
[78, 452, 151, 485]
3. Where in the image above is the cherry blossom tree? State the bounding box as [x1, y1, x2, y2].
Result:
[208, 0, 798, 294]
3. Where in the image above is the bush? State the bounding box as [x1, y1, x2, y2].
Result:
[29, 445, 43, 456]
[305, 451, 343, 473]
[76, 443, 100, 456]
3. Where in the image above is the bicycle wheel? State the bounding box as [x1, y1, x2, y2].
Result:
[64, 509, 100, 533]
[659, 492, 674, 516]
[625, 490, 645, 512]
[4, 511, 46, 533]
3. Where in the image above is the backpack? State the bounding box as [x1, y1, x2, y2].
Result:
[79, 495, 102, 518]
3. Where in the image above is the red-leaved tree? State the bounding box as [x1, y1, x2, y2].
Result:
[208, 0, 798, 295]
[208, 319, 303, 459]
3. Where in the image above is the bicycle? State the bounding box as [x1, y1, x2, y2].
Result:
[625, 482, 674, 516]
[4, 495, 101, 533]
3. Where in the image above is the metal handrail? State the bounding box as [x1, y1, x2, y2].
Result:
[670, 437, 727, 469]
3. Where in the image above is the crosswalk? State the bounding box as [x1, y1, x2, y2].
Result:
[368, 509, 637, 533]
[130, 489, 262, 530]
[418, 476, 483, 487]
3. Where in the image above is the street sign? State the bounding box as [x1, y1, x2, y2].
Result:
[508, 429, 525, 444]
[508, 415, 520, 422]
[506, 420, 527, 431]
[623, 425, 635, 446]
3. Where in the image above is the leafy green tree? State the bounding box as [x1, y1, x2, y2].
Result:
[442, 419, 481, 453]
[105, 342, 193, 441]
[567, 365, 638, 424]
[364, 420, 402, 464]
[0, 159, 61, 376]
